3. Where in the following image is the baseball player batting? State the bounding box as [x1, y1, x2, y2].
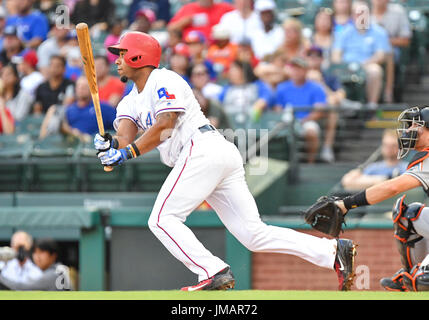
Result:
[304, 106, 429, 292]
[94, 31, 357, 291]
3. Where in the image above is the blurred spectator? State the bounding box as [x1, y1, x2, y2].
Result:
[61, 76, 115, 142]
[277, 18, 310, 65]
[237, 38, 258, 68]
[13, 49, 45, 98]
[0, 7, 7, 52]
[104, 19, 126, 65]
[160, 29, 183, 68]
[341, 129, 407, 191]
[307, 46, 346, 108]
[253, 50, 288, 88]
[36, 26, 70, 78]
[0, 231, 42, 284]
[34, 0, 58, 29]
[0, 238, 72, 291]
[250, 0, 284, 60]
[64, 46, 83, 82]
[218, 60, 272, 120]
[306, 46, 345, 163]
[33, 55, 74, 115]
[5, 0, 49, 49]
[274, 57, 327, 164]
[0, 99, 15, 134]
[5, 0, 19, 15]
[129, 8, 155, 33]
[333, 0, 353, 36]
[169, 43, 191, 84]
[206, 24, 238, 77]
[218, 0, 263, 45]
[39, 103, 66, 139]
[184, 30, 216, 80]
[127, 0, 171, 29]
[190, 63, 222, 101]
[332, 1, 391, 108]
[254, 63, 284, 106]
[0, 63, 33, 122]
[371, 0, 411, 103]
[167, 0, 234, 43]
[312, 7, 335, 68]
[94, 55, 125, 108]
[71, 0, 115, 32]
[193, 88, 231, 130]
[0, 25, 24, 68]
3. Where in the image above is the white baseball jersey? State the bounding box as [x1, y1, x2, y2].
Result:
[114, 68, 210, 167]
[114, 67, 339, 284]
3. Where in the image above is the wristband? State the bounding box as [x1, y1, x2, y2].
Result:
[343, 190, 369, 210]
[124, 143, 140, 159]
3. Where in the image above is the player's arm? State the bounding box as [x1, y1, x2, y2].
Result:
[336, 174, 421, 214]
[133, 111, 179, 155]
[97, 112, 179, 166]
[341, 168, 387, 191]
[112, 118, 139, 149]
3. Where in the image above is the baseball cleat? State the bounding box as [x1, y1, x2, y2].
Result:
[334, 239, 357, 291]
[181, 267, 235, 291]
[380, 268, 408, 292]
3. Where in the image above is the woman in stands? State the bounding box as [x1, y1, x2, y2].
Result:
[218, 60, 272, 120]
[0, 63, 33, 123]
[277, 18, 310, 64]
[0, 99, 14, 135]
[312, 7, 335, 68]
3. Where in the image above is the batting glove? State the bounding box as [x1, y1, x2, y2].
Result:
[98, 144, 140, 166]
[94, 133, 118, 153]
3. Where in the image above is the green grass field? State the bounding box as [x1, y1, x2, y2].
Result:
[0, 290, 429, 300]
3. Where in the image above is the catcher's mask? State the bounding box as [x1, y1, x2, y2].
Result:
[397, 106, 429, 159]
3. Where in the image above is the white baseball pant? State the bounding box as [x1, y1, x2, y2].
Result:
[148, 130, 338, 281]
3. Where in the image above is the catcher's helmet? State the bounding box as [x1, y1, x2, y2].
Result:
[397, 106, 429, 159]
[107, 31, 161, 69]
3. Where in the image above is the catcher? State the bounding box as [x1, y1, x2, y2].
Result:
[304, 106, 429, 291]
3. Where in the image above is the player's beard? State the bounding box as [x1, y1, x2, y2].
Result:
[120, 76, 128, 83]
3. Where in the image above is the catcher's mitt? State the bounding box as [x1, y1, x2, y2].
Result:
[303, 196, 346, 238]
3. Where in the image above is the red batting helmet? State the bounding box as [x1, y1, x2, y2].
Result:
[107, 31, 162, 68]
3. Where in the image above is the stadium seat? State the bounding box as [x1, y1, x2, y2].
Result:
[15, 115, 44, 139]
[0, 134, 33, 191]
[276, 0, 317, 25]
[405, 0, 429, 13]
[0, 193, 14, 207]
[31, 134, 78, 157]
[15, 192, 158, 209]
[28, 135, 80, 192]
[327, 63, 366, 103]
[0, 133, 33, 159]
[128, 149, 171, 192]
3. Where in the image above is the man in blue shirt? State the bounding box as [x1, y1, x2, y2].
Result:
[6, 0, 49, 49]
[62, 76, 116, 141]
[332, 0, 391, 108]
[275, 57, 327, 163]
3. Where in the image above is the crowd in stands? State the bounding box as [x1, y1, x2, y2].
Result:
[0, 0, 418, 164]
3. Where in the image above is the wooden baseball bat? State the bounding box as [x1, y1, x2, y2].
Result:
[76, 22, 113, 172]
